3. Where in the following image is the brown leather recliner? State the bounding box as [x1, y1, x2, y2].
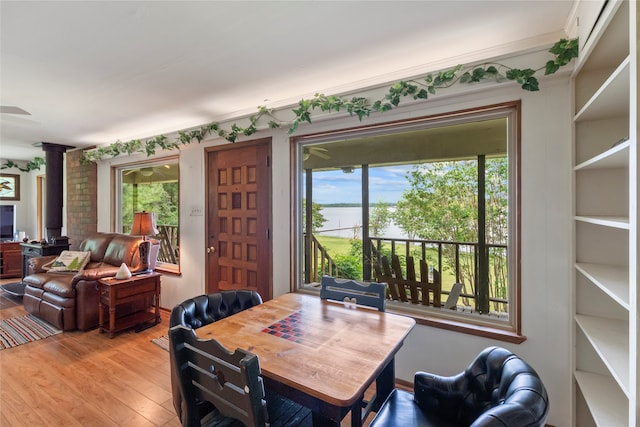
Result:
[23, 232, 152, 331]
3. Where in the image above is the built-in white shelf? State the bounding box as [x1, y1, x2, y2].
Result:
[575, 263, 629, 309]
[575, 314, 629, 396]
[572, 1, 635, 425]
[575, 370, 628, 427]
[574, 57, 630, 122]
[574, 139, 630, 171]
[574, 216, 629, 229]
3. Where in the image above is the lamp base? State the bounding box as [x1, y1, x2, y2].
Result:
[139, 240, 151, 272]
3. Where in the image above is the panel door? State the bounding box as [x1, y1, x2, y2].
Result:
[206, 139, 272, 300]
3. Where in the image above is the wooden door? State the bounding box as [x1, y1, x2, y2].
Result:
[206, 139, 272, 300]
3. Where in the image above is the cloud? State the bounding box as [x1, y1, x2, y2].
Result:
[309, 165, 412, 204]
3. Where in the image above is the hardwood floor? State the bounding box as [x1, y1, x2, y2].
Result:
[0, 279, 180, 427]
[0, 279, 386, 427]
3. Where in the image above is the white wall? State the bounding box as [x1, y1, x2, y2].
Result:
[0, 168, 43, 241]
[96, 75, 572, 425]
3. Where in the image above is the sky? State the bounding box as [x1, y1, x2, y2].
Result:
[310, 164, 415, 205]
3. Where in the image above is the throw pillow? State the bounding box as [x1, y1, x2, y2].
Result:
[43, 250, 91, 272]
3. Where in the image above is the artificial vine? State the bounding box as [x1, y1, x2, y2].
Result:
[74, 38, 576, 164]
[0, 157, 46, 172]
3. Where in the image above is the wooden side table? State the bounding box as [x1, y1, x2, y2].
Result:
[0, 242, 22, 278]
[98, 272, 161, 338]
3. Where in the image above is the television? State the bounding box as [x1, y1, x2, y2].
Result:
[0, 205, 16, 242]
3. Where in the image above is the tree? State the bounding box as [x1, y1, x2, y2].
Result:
[122, 181, 179, 230]
[393, 158, 508, 311]
[302, 200, 327, 232]
[369, 200, 392, 237]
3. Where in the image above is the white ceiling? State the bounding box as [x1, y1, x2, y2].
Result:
[0, 1, 576, 161]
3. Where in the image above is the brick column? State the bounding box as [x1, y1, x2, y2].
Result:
[65, 150, 97, 250]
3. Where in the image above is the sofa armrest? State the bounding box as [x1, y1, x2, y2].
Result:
[75, 279, 102, 331]
[27, 255, 58, 274]
[73, 265, 121, 282]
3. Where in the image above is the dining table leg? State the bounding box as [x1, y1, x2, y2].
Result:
[350, 396, 364, 427]
[373, 357, 396, 412]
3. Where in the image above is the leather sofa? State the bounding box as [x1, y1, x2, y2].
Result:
[369, 346, 549, 427]
[169, 290, 263, 424]
[23, 232, 150, 331]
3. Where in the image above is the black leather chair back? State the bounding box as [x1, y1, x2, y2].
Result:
[170, 290, 263, 329]
[414, 346, 549, 426]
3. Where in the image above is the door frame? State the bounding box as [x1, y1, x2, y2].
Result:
[204, 138, 273, 298]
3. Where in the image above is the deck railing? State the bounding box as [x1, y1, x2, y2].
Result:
[307, 233, 508, 313]
[369, 237, 508, 313]
[122, 223, 179, 265]
[306, 233, 339, 282]
[155, 225, 179, 264]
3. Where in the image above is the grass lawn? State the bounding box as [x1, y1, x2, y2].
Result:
[316, 235, 354, 255]
[315, 234, 460, 292]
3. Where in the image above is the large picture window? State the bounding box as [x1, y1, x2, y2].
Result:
[116, 158, 180, 273]
[293, 102, 521, 341]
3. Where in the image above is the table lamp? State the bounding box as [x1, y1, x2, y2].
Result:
[130, 211, 159, 274]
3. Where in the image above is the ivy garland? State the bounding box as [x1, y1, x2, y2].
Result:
[0, 157, 46, 172]
[69, 38, 575, 164]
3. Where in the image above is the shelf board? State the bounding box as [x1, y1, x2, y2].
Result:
[575, 371, 628, 427]
[575, 315, 629, 395]
[576, 0, 627, 74]
[574, 57, 630, 122]
[574, 139, 630, 170]
[575, 216, 629, 229]
[576, 263, 629, 310]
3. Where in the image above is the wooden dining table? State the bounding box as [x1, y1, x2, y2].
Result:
[196, 292, 415, 427]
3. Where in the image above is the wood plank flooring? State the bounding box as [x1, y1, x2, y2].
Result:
[0, 280, 180, 427]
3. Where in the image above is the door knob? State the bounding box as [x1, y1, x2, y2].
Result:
[207, 246, 216, 253]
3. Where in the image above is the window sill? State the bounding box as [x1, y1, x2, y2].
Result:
[296, 287, 525, 344]
[386, 300, 525, 344]
[155, 263, 181, 276]
[406, 311, 526, 344]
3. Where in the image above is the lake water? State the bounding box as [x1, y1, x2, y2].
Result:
[314, 206, 408, 239]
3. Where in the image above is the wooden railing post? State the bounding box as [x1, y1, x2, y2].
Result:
[364, 236, 507, 312]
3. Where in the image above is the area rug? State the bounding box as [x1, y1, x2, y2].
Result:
[0, 314, 62, 350]
[152, 335, 169, 352]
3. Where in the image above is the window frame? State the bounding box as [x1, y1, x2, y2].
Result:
[113, 156, 181, 275]
[291, 101, 523, 343]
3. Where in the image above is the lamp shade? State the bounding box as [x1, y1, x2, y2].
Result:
[130, 211, 159, 237]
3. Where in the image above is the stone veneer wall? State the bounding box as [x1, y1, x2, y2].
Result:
[65, 149, 97, 250]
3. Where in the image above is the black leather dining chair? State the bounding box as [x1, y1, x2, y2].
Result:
[368, 346, 549, 427]
[169, 290, 264, 425]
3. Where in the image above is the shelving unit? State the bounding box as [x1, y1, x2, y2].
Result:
[572, 1, 637, 426]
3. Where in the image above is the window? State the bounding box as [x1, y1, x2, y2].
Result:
[115, 158, 180, 273]
[293, 102, 522, 342]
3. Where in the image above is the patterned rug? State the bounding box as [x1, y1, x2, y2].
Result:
[0, 314, 62, 350]
[152, 335, 169, 352]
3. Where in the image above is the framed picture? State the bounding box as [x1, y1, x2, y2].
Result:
[0, 173, 20, 201]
